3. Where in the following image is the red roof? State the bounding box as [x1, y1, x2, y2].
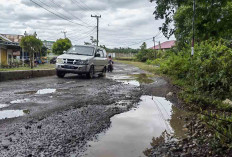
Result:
[151, 40, 175, 50]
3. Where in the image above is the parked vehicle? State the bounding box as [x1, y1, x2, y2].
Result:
[56, 45, 108, 78]
[50, 57, 57, 64]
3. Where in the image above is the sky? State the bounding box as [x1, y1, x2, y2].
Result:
[0, 0, 175, 48]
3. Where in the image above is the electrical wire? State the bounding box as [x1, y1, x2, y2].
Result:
[30, 0, 94, 28]
[67, 27, 97, 38]
[49, 0, 94, 27]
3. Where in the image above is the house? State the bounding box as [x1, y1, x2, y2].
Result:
[151, 40, 175, 51]
[0, 34, 22, 66]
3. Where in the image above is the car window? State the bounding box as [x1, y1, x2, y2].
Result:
[96, 50, 104, 57]
[66, 46, 94, 56]
[99, 50, 104, 57]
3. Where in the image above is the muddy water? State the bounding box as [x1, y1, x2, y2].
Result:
[0, 110, 29, 120]
[107, 73, 154, 86]
[82, 96, 186, 157]
[36, 88, 56, 94]
[0, 104, 8, 109]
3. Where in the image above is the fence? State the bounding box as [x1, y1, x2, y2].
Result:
[107, 53, 136, 59]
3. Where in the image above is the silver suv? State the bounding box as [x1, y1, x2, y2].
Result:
[56, 45, 108, 78]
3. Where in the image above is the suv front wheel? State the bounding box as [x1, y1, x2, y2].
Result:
[86, 66, 94, 79]
[56, 71, 65, 78]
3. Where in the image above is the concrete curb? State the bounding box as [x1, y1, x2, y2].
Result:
[0, 69, 56, 82]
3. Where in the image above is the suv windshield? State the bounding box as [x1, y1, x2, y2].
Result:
[66, 46, 94, 56]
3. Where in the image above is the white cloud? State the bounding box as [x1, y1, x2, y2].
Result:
[0, 0, 175, 48]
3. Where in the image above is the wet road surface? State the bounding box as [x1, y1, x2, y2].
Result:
[0, 62, 185, 157]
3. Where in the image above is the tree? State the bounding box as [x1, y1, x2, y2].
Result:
[41, 46, 48, 56]
[140, 42, 147, 50]
[52, 38, 72, 55]
[136, 42, 154, 62]
[20, 33, 43, 69]
[90, 36, 97, 45]
[84, 36, 97, 46]
[150, 0, 232, 47]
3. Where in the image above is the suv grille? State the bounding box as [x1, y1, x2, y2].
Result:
[63, 59, 81, 65]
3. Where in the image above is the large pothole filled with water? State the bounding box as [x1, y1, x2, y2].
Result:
[80, 96, 187, 157]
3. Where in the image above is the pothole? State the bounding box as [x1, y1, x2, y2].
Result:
[10, 98, 30, 104]
[36, 88, 56, 94]
[107, 73, 154, 86]
[0, 109, 30, 120]
[80, 96, 187, 157]
[15, 91, 36, 95]
[0, 104, 9, 109]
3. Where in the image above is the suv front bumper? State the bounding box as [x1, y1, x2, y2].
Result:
[56, 64, 90, 74]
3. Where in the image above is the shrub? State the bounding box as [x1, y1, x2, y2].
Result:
[136, 49, 155, 62]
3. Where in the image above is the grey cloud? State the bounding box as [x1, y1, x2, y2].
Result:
[1, 0, 173, 48]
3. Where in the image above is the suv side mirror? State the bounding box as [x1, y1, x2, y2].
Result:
[95, 53, 100, 57]
[63, 50, 67, 54]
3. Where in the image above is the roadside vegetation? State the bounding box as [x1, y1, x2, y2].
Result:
[52, 38, 72, 55]
[0, 63, 55, 71]
[118, 38, 232, 155]
[117, 0, 232, 154]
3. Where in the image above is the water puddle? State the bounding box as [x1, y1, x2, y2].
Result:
[107, 73, 154, 86]
[36, 88, 56, 94]
[0, 104, 9, 109]
[15, 88, 69, 95]
[0, 109, 29, 120]
[10, 98, 30, 104]
[81, 96, 186, 157]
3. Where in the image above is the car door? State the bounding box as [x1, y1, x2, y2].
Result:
[93, 49, 102, 72]
[98, 49, 107, 71]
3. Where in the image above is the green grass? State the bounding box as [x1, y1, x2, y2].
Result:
[115, 57, 136, 61]
[0, 64, 55, 71]
[116, 60, 159, 74]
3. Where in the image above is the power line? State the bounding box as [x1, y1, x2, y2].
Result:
[69, 27, 97, 42]
[30, 0, 94, 28]
[67, 27, 97, 38]
[49, 0, 94, 27]
[79, 0, 99, 16]
[70, 0, 96, 23]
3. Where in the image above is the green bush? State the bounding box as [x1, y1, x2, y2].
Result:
[136, 49, 155, 62]
[160, 39, 232, 100]
[159, 39, 232, 150]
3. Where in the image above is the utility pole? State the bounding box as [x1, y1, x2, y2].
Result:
[61, 31, 67, 38]
[91, 15, 101, 46]
[191, 0, 196, 56]
[153, 37, 157, 59]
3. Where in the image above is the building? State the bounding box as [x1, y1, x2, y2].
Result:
[1, 34, 23, 43]
[0, 34, 21, 66]
[151, 40, 175, 51]
[42, 40, 55, 50]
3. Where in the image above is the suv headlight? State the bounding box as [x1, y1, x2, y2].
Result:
[56, 58, 63, 64]
[79, 60, 89, 65]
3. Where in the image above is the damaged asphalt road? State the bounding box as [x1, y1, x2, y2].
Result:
[0, 63, 171, 157]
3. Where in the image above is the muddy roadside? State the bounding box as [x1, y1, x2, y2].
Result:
[142, 78, 232, 157]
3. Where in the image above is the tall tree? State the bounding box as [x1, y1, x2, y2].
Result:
[20, 33, 43, 69]
[52, 38, 72, 55]
[150, 0, 232, 46]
